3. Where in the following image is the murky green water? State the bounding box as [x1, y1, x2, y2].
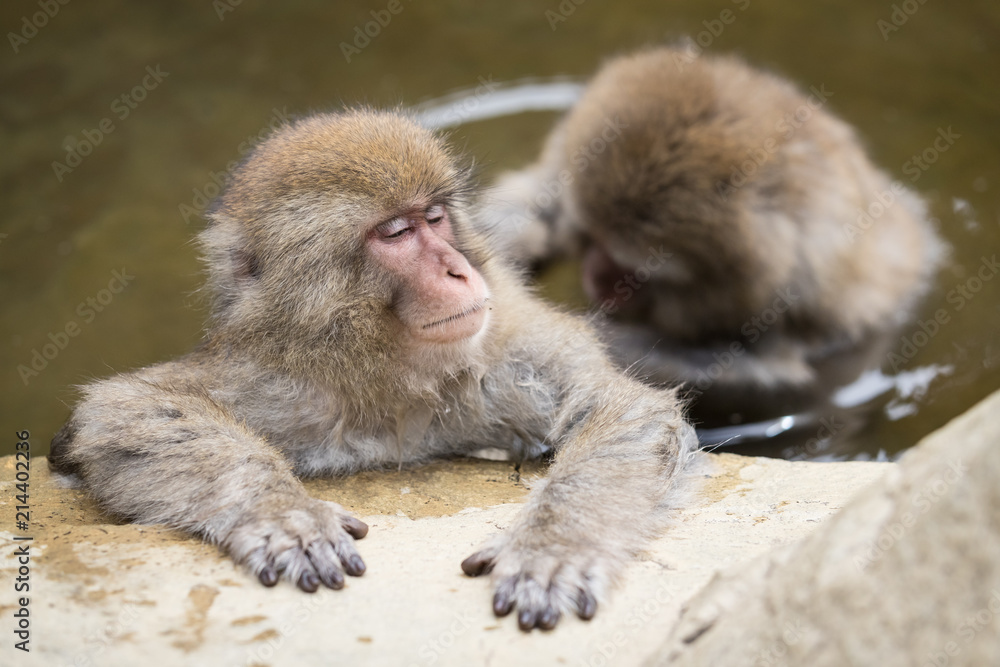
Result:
[1, 0, 998, 458]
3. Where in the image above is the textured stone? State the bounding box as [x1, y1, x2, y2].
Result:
[0, 448, 890, 666]
[653, 389, 1000, 667]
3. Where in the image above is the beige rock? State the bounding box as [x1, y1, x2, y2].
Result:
[0, 445, 889, 666]
[652, 388, 1000, 667]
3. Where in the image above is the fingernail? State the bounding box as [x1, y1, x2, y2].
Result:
[298, 571, 319, 593]
[259, 567, 278, 587]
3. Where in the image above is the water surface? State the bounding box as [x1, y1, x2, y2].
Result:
[1, 0, 997, 459]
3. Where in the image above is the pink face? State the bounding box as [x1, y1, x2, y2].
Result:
[367, 203, 489, 344]
[582, 242, 630, 309]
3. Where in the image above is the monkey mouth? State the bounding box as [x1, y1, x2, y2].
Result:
[422, 300, 488, 330]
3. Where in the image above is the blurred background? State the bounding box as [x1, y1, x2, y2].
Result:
[1, 0, 997, 458]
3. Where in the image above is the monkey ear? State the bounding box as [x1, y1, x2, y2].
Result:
[231, 247, 262, 282]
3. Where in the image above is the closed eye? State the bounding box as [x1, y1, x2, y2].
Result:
[426, 204, 445, 224]
[377, 216, 411, 239]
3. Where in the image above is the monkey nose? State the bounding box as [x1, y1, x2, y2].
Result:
[441, 251, 473, 281]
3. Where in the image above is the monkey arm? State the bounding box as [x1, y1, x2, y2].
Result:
[477, 121, 585, 267]
[463, 311, 696, 630]
[49, 368, 368, 592]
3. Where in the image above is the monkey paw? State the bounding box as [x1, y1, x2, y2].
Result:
[224, 499, 369, 592]
[461, 538, 609, 631]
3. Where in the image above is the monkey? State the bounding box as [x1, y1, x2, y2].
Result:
[479, 46, 945, 428]
[48, 109, 696, 631]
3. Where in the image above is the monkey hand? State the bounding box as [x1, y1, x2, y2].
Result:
[461, 530, 609, 631]
[222, 497, 369, 592]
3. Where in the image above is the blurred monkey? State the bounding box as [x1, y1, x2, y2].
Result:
[480, 46, 944, 425]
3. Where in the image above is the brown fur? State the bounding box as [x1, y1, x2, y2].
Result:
[50, 108, 695, 631]
[481, 47, 944, 409]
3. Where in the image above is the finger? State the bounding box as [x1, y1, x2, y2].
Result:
[297, 570, 320, 593]
[539, 605, 561, 630]
[461, 551, 494, 577]
[320, 567, 345, 590]
[493, 579, 516, 617]
[258, 566, 278, 587]
[306, 541, 346, 589]
[518, 607, 540, 631]
[333, 539, 366, 577]
[342, 516, 369, 540]
[576, 588, 598, 620]
[344, 553, 366, 577]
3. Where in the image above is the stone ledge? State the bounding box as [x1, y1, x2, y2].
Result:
[0, 448, 890, 666]
[655, 388, 1000, 667]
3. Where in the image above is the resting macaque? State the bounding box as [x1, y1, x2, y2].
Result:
[49, 109, 695, 631]
[480, 47, 944, 425]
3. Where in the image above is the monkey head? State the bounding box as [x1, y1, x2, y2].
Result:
[560, 50, 806, 335]
[200, 110, 493, 395]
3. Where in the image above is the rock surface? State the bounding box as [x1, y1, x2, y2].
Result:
[1, 444, 891, 666]
[654, 388, 1000, 667]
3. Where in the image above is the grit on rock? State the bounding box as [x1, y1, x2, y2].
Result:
[0, 449, 886, 666]
[4, 389, 998, 666]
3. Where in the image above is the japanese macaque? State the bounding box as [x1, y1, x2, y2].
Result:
[481, 47, 944, 426]
[48, 109, 695, 631]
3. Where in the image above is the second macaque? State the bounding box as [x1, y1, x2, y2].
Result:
[481, 46, 944, 426]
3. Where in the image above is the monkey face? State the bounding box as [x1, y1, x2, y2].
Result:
[577, 225, 682, 318]
[201, 110, 494, 380]
[367, 201, 490, 345]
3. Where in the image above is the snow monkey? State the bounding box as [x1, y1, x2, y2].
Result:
[49, 109, 696, 631]
[480, 47, 944, 425]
